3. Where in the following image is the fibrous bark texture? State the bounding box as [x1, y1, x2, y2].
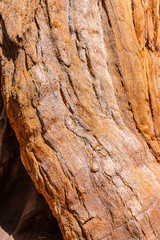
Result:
[0, 0, 160, 239]
[0, 93, 62, 239]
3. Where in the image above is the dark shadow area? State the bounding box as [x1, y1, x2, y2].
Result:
[0, 13, 19, 62]
[0, 90, 63, 240]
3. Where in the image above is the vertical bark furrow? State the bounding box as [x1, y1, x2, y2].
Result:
[1, 0, 160, 239]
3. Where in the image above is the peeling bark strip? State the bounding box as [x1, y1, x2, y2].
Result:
[0, 0, 160, 239]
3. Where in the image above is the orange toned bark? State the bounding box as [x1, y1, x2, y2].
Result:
[0, 92, 62, 239]
[1, 0, 160, 239]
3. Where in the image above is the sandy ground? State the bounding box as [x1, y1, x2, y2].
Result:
[0, 227, 13, 240]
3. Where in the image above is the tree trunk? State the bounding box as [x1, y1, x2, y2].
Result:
[0, 0, 160, 239]
[0, 91, 62, 239]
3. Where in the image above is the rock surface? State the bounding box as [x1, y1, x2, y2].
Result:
[0, 0, 160, 239]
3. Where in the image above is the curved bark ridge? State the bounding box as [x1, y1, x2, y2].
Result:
[0, 93, 63, 240]
[0, 0, 160, 239]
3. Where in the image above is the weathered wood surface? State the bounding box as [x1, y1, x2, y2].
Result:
[1, 0, 160, 239]
[0, 93, 62, 239]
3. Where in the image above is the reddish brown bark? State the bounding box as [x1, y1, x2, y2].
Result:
[0, 95, 62, 239]
[1, 0, 160, 239]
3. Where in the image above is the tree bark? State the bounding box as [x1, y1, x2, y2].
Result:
[0, 0, 160, 239]
[0, 91, 62, 239]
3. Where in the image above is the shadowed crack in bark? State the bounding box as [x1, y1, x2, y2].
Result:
[1, 0, 160, 239]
